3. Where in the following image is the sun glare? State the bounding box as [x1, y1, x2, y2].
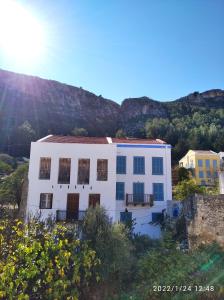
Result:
[0, 0, 45, 65]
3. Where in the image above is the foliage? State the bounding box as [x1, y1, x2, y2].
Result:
[0, 153, 17, 169]
[0, 164, 28, 208]
[173, 179, 205, 201]
[0, 161, 13, 175]
[0, 218, 100, 300]
[82, 205, 133, 297]
[177, 166, 190, 182]
[115, 129, 126, 138]
[71, 127, 88, 136]
[135, 243, 224, 299]
[11, 121, 37, 156]
[145, 109, 224, 162]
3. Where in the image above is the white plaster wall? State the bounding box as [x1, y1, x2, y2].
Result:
[27, 142, 117, 220]
[115, 145, 172, 238]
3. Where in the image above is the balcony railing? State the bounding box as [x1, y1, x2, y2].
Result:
[126, 194, 154, 206]
[56, 210, 86, 222]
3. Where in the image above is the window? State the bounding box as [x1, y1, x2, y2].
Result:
[116, 156, 126, 174]
[199, 171, 204, 178]
[39, 157, 51, 179]
[201, 180, 206, 186]
[58, 158, 71, 184]
[120, 211, 132, 223]
[214, 171, 218, 178]
[133, 156, 145, 174]
[213, 160, 217, 170]
[116, 182, 125, 200]
[153, 183, 164, 201]
[206, 171, 211, 178]
[78, 159, 90, 184]
[133, 182, 144, 202]
[198, 159, 203, 167]
[152, 157, 163, 175]
[97, 159, 108, 181]
[39, 193, 53, 209]
[89, 194, 100, 207]
[205, 159, 210, 169]
[152, 212, 163, 222]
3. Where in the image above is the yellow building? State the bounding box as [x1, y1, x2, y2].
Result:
[179, 150, 219, 186]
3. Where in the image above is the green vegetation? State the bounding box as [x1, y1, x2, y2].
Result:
[71, 127, 88, 136]
[145, 109, 224, 162]
[0, 219, 99, 300]
[0, 207, 224, 299]
[0, 164, 28, 208]
[173, 179, 205, 201]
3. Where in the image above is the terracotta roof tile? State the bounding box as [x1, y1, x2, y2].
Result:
[112, 138, 167, 144]
[39, 135, 168, 145]
[40, 135, 109, 144]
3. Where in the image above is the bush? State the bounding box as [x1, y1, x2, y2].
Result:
[82, 206, 133, 297]
[0, 219, 100, 300]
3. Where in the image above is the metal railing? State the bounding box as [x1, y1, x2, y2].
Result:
[126, 194, 154, 206]
[56, 210, 86, 222]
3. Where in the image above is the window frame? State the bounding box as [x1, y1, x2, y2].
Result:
[97, 159, 108, 181]
[153, 183, 164, 201]
[39, 193, 53, 209]
[39, 157, 51, 180]
[152, 157, 163, 175]
[133, 156, 145, 175]
[116, 182, 125, 200]
[58, 158, 71, 184]
[116, 156, 126, 174]
[77, 158, 90, 185]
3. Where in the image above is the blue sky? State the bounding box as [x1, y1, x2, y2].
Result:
[1, 0, 224, 103]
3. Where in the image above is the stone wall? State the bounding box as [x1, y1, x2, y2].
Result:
[183, 194, 224, 249]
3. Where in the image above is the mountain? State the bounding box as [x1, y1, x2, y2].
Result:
[0, 68, 224, 158]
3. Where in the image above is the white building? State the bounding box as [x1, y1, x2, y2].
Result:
[218, 152, 224, 194]
[27, 135, 172, 238]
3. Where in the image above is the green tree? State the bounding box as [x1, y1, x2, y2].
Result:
[0, 164, 28, 208]
[0, 153, 17, 169]
[71, 127, 88, 136]
[0, 161, 13, 175]
[82, 205, 133, 297]
[173, 179, 205, 201]
[115, 129, 126, 138]
[0, 218, 100, 300]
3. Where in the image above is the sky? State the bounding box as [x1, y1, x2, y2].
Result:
[0, 0, 224, 103]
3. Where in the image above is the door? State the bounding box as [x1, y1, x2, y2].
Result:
[67, 194, 79, 220]
[133, 182, 144, 203]
[89, 194, 100, 208]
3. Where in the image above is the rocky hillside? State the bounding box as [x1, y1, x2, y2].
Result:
[0, 68, 224, 156]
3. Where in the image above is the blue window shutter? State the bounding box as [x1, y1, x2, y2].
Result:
[116, 182, 125, 200]
[153, 183, 164, 201]
[133, 182, 144, 202]
[133, 156, 145, 174]
[116, 156, 126, 174]
[213, 160, 217, 169]
[198, 159, 203, 167]
[152, 157, 163, 175]
[205, 159, 210, 169]
[120, 211, 132, 223]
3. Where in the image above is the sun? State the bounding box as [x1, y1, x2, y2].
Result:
[0, 0, 45, 65]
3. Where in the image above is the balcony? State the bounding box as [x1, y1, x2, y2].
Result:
[126, 194, 154, 206]
[56, 210, 86, 222]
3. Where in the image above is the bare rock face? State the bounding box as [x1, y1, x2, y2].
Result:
[0, 69, 120, 141]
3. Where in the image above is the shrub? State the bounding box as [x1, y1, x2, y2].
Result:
[0, 219, 100, 300]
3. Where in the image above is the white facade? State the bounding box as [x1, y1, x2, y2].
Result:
[27, 135, 172, 238]
[219, 152, 224, 194]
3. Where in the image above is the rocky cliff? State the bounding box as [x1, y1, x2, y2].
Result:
[0, 68, 224, 156]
